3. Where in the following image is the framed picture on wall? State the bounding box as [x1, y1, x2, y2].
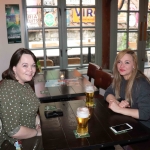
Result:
[5, 4, 22, 44]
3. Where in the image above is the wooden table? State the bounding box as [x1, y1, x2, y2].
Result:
[34, 69, 98, 102]
[39, 98, 150, 150]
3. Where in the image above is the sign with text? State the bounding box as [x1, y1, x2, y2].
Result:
[5, 4, 21, 44]
[73, 8, 95, 23]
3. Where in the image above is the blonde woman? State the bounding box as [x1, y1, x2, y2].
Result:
[104, 49, 150, 129]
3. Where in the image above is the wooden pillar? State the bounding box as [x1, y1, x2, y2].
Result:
[102, 0, 111, 69]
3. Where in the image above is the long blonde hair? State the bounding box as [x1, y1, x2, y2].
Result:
[112, 49, 138, 104]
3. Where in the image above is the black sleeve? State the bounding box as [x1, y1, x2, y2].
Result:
[104, 84, 115, 100]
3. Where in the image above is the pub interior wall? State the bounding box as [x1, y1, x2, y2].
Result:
[0, 0, 25, 80]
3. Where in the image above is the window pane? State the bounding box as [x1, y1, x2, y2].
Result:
[31, 50, 44, 58]
[66, 0, 80, 6]
[82, 28, 95, 46]
[118, 12, 127, 30]
[67, 29, 80, 46]
[68, 48, 81, 66]
[45, 29, 59, 48]
[44, 8, 58, 27]
[118, 0, 128, 11]
[82, 8, 95, 26]
[47, 49, 60, 66]
[27, 8, 42, 28]
[117, 32, 127, 51]
[66, 8, 80, 27]
[28, 30, 43, 49]
[43, 0, 58, 6]
[26, 0, 41, 6]
[128, 32, 138, 50]
[144, 68, 150, 78]
[67, 8, 95, 27]
[83, 47, 95, 64]
[145, 51, 150, 68]
[130, 0, 139, 11]
[82, 0, 95, 6]
[146, 32, 150, 49]
[129, 12, 139, 29]
[148, 1, 150, 10]
[147, 13, 150, 29]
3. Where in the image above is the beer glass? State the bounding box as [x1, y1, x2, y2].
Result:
[85, 85, 94, 107]
[76, 107, 90, 135]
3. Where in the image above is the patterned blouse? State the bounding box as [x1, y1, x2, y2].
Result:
[0, 79, 40, 147]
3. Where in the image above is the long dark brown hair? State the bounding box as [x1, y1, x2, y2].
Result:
[2, 48, 37, 80]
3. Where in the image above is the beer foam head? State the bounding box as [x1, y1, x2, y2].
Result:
[76, 107, 89, 118]
[85, 85, 94, 93]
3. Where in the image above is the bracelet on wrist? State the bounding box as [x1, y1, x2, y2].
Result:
[35, 129, 38, 136]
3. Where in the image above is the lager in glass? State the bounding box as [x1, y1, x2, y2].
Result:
[85, 85, 94, 107]
[76, 107, 90, 135]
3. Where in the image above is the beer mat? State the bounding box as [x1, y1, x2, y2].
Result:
[45, 105, 56, 111]
[73, 130, 90, 138]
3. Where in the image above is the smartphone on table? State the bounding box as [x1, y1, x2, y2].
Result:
[110, 123, 133, 134]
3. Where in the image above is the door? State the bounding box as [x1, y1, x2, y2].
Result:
[24, 0, 100, 69]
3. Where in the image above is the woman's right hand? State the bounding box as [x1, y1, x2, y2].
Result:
[119, 100, 130, 108]
[36, 128, 42, 136]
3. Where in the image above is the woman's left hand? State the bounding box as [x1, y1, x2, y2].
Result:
[119, 100, 130, 108]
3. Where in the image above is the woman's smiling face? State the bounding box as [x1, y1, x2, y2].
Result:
[117, 54, 134, 80]
[13, 54, 36, 84]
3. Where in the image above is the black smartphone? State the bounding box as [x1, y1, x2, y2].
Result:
[110, 123, 133, 134]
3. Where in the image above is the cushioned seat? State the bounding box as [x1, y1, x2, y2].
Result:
[87, 62, 102, 82]
[94, 69, 113, 98]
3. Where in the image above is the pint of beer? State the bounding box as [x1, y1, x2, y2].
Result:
[85, 85, 94, 107]
[76, 107, 90, 135]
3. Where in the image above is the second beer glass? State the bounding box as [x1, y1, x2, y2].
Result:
[85, 84, 94, 107]
[76, 107, 90, 136]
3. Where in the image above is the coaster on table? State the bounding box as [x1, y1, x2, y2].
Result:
[45, 105, 56, 111]
[73, 130, 90, 138]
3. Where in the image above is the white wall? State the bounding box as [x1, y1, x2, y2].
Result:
[0, 0, 25, 80]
